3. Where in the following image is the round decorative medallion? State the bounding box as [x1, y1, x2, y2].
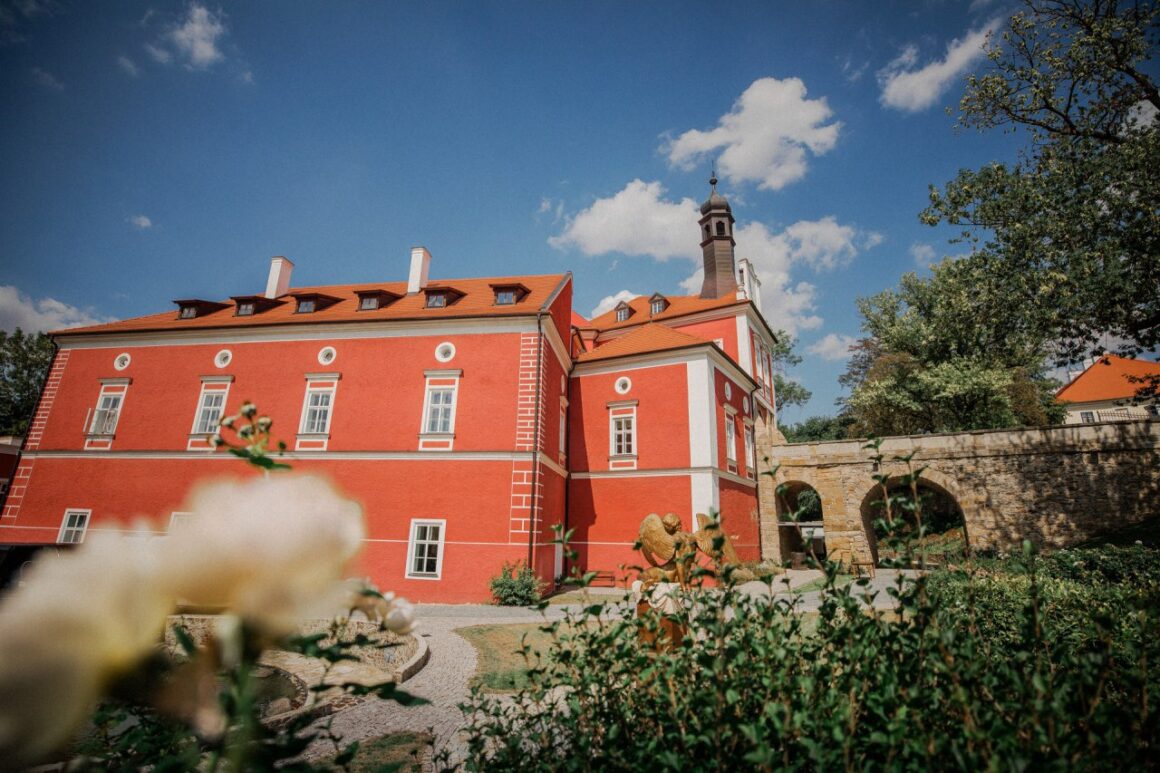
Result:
[743, 396, 751, 415]
[318, 346, 337, 365]
[614, 376, 632, 395]
[214, 349, 232, 368]
[113, 352, 131, 371]
[435, 342, 456, 363]
[724, 383, 733, 400]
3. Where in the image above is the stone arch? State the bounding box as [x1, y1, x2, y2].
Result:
[774, 478, 826, 564]
[857, 467, 969, 566]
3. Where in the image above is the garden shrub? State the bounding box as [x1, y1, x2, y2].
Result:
[489, 562, 543, 606]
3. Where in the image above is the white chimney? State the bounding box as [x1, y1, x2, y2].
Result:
[265, 256, 294, 299]
[408, 246, 431, 294]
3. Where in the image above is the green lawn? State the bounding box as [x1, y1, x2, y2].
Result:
[456, 623, 556, 693]
[333, 731, 432, 772]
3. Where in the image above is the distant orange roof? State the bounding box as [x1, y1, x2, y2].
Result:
[54, 274, 570, 337]
[1056, 355, 1160, 403]
[570, 311, 589, 327]
[576, 324, 712, 363]
[584, 292, 747, 333]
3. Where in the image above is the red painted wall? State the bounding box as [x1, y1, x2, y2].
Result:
[670, 316, 739, 361]
[719, 477, 761, 561]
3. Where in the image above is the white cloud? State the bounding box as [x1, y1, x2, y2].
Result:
[117, 55, 140, 77]
[909, 242, 936, 267]
[30, 66, 62, 90]
[549, 180, 700, 261]
[878, 20, 999, 112]
[552, 180, 878, 335]
[128, 214, 152, 230]
[1127, 100, 1158, 130]
[144, 42, 171, 64]
[590, 290, 639, 319]
[663, 77, 841, 191]
[170, 4, 225, 69]
[0, 286, 114, 333]
[808, 333, 858, 361]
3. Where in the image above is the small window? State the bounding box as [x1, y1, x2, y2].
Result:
[179, 305, 197, 319]
[296, 298, 316, 314]
[616, 307, 630, 322]
[236, 302, 255, 316]
[300, 387, 334, 434]
[359, 296, 379, 311]
[716, 221, 726, 236]
[424, 387, 455, 433]
[744, 426, 756, 477]
[407, 520, 445, 579]
[1148, 404, 1160, 418]
[559, 407, 567, 457]
[725, 418, 737, 462]
[611, 415, 635, 456]
[192, 390, 226, 434]
[58, 509, 90, 544]
[495, 290, 516, 305]
[1080, 411, 1095, 424]
[650, 299, 665, 315]
[426, 293, 447, 309]
[89, 392, 123, 435]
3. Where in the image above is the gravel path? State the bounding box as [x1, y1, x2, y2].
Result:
[304, 573, 912, 768]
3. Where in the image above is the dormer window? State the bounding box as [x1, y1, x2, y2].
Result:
[426, 293, 447, 309]
[173, 299, 229, 320]
[422, 286, 464, 309]
[490, 283, 530, 306]
[355, 289, 401, 312]
[289, 292, 340, 315]
[230, 295, 281, 317]
[236, 301, 255, 316]
[614, 301, 633, 323]
[649, 293, 668, 316]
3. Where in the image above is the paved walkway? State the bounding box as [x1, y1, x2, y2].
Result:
[303, 571, 913, 768]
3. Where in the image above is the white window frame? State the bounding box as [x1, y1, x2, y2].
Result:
[301, 386, 334, 434]
[424, 387, 455, 433]
[610, 413, 635, 457]
[725, 413, 737, 462]
[650, 299, 665, 315]
[58, 509, 91, 544]
[1079, 410, 1095, 424]
[406, 519, 446, 580]
[89, 391, 123, 435]
[296, 374, 340, 451]
[744, 424, 756, 479]
[419, 370, 462, 450]
[559, 404, 568, 458]
[191, 383, 230, 435]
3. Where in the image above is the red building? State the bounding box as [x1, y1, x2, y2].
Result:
[1, 182, 779, 601]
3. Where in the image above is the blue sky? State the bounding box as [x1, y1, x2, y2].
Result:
[0, 0, 1025, 421]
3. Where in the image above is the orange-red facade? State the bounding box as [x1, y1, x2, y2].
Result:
[2, 197, 780, 601]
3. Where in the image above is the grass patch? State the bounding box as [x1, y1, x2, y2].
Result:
[544, 588, 632, 605]
[457, 623, 555, 693]
[329, 731, 432, 772]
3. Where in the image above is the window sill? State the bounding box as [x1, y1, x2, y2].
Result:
[405, 573, 442, 581]
[418, 432, 455, 451]
[295, 433, 330, 452]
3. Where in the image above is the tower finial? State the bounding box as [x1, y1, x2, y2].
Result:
[709, 165, 717, 189]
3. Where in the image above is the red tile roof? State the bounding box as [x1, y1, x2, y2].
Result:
[1056, 355, 1160, 403]
[576, 324, 711, 363]
[54, 274, 570, 337]
[584, 292, 747, 332]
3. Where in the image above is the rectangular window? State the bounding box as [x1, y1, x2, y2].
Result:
[1080, 411, 1095, 424]
[236, 302, 255, 316]
[90, 392, 123, 435]
[495, 290, 516, 305]
[359, 296, 379, 311]
[296, 298, 316, 313]
[192, 391, 226, 434]
[725, 417, 737, 462]
[745, 426, 756, 478]
[58, 509, 90, 544]
[424, 388, 454, 433]
[616, 307, 630, 322]
[179, 305, 197, 319]
[302, 389, 333, 434]
[407, 519, 445, 579]
[426, 293, 447, 308]
[611, 415, 635, 456]
[650, 299, 665, 315]
[559, 407, 567, 457]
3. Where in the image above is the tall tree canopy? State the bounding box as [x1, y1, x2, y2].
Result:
[922, 0, 1160, 364]
[770, 329, 812, 414]
[0, 329, 54, 436]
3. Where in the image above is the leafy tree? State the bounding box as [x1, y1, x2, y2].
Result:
[922, 0, 1160, 364]
[0, 329, 54, 436]
[781, 415, 852, 442]
[769, 329, 811, 413]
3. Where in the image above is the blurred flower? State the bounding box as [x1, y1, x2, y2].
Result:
[384, 599, 416, 635]
[0, 528, 171, 767]
[345, 580, 414, 634]
[240, 402, 257, 418]
[256, 416, 273, 431]
[159, 475, 365, 636]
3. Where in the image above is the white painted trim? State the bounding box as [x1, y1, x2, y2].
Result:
[537, 451, 568, 479]
[54, 316, 545, 349]
[405, 518, 447, 580]
[420, 374, 460, 448]
[423, 368, 463, 378]
[571, 466, 756, 488]
[57, 508, 91, 544]
[22, 449, 546, 462]
[298, 381, 338, 436]
[735, 315, 752, 375]
[690, 471, 719, 517]
[686, 360, 712, 468]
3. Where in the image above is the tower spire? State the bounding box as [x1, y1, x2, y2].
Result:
[697, 174, 737, 299]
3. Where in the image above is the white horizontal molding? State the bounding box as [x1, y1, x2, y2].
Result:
[572, 466, 756, 488]
[23, 449, 545, 462]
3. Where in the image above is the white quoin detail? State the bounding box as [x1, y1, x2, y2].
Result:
[408, 246, 432, 294]
[265, 256, 294, 299]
